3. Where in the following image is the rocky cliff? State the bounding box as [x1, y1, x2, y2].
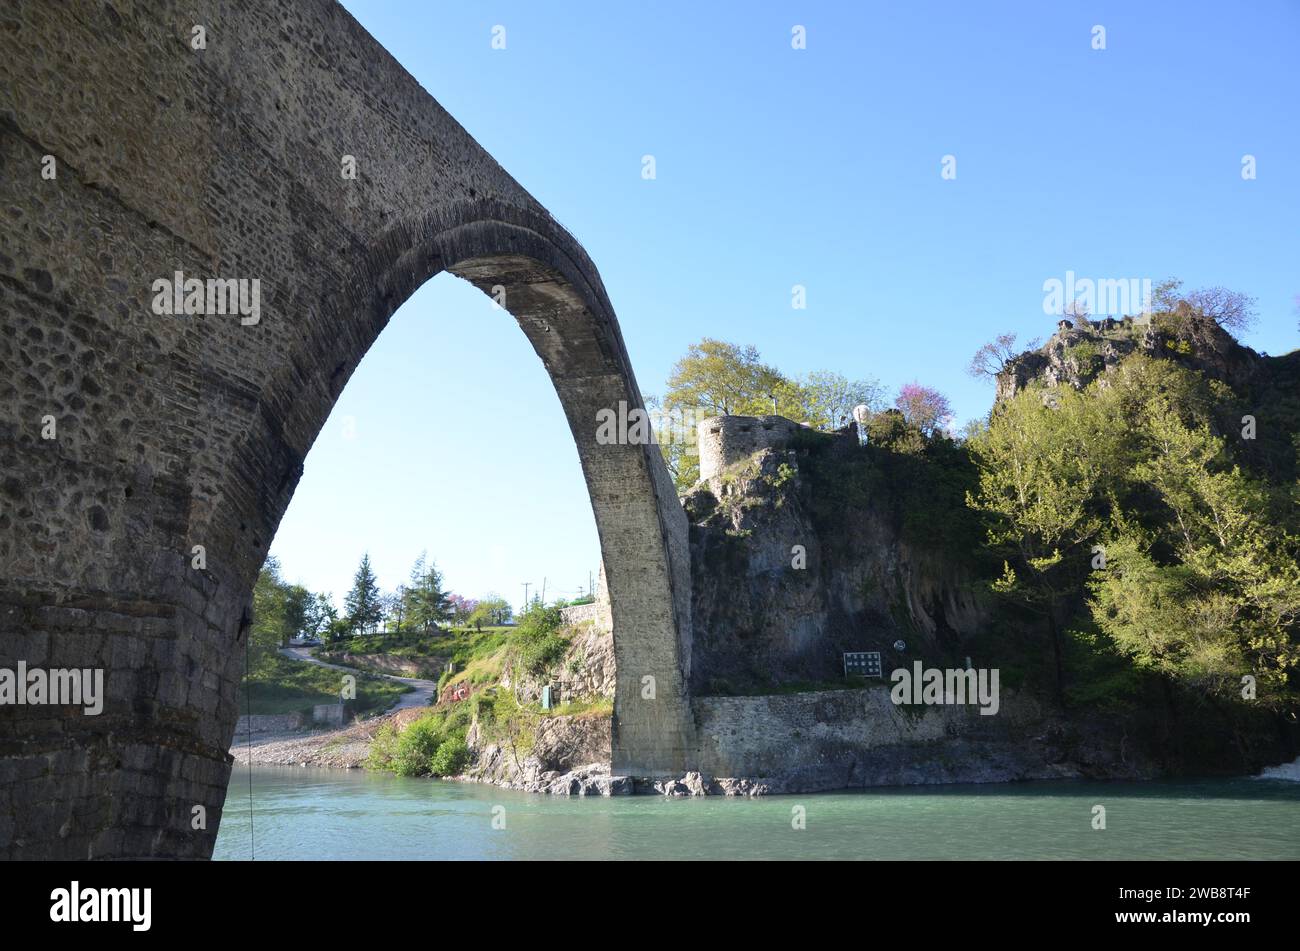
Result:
[674, 315, 1299, 785]
[998, 314, 1263, 404]
[683, 426, 990, 695]
[999, 313, 1299, 487]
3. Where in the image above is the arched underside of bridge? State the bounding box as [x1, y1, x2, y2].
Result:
[0, 0, 695, 859]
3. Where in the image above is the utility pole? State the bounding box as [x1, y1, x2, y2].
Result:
[540, 577, 546, 605]
[522, 582, 530, 615]
[589, 570, 593, 599]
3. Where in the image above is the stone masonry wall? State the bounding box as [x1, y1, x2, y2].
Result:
[0, 0, 694, 858]
[559, 562, 612, 633]
[692, 687, 1103, 790]
[697, 415, 807, 483]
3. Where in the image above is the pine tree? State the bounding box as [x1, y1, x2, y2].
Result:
[403, 551, 451, 633]
[344, 553, 383, 635]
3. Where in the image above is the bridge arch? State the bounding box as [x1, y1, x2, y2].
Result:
[268, 199, 699, 781]
[0, 1, 694, 859]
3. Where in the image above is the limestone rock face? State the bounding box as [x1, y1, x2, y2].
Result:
[466, 712, 617, 795]
[503, 625, 615, 705]
[561, 627, 617, 701]
[996, 316, 1264, 405]
[684, 446, 987, 694]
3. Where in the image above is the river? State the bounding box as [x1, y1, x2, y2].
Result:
[213, 764, 1300, 860]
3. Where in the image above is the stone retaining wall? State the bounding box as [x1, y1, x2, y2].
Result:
[234, 713, 306, 735]
[691, 686, 1095, 790]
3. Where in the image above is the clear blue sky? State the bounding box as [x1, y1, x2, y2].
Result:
[272, 0, 1299, 612]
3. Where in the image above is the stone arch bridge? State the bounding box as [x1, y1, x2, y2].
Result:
[0, 0, 695, 859]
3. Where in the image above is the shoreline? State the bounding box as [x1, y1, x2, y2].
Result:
[229, 705, 1293, 797]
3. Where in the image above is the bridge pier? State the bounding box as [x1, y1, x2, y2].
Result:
[0, 0, 695, 858]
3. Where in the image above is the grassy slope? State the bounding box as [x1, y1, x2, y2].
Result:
[237, 653, 411, 716]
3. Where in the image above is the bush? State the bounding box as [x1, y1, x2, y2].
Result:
[391, 717, 444, 777]
[1067, 339, 1102, 375]
[365, 723, 399, 771]
[367, 701, 479, 778]
[429, 736, 470, 777]
[508, 604, 570, 676]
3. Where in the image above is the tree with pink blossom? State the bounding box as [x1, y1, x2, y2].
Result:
[446, 593, 478, 627]
[894, 382, 954, 436]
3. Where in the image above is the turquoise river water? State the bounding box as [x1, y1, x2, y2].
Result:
[213, 764, 1300, 860]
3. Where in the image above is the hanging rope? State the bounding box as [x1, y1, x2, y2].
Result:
[245, 632, 255, 861]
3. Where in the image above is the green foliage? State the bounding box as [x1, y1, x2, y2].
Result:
[366, 703, 474, 777]
[308, 592, 338, 639]
[864, 409, 922, 454]
[797, 370, 886, 430]
[470, 691, 497, 725]
[239, 653, 409, 716]
[365, 722, 400, 770]
[1066, 339, 1102, 375]
[249, 558, 288, 676]
[1062, 626, 1147, 709]
[657, 338, 884, 490]
[663, 338, 794, 419]
[402, 551, 452, 632]
[323, 617, 352, 645]
[369, 676, 586, 779]
[436, 626, 512, 693]
[969, 352, 1300, 709]
[468, 594, 513, 627]
[248, 556, 337, 675]
[1088, 424, 1300, 706]
[430, 736, 470, 776]
[389, 716, 446, 777]
[542, 696, 614, 717]
[802, 422, 983, 557]
[474, 689, 540, 758]
[769, 462, 797, 490]
[507, 603, 570, 677]
[343, 553, 384, 635]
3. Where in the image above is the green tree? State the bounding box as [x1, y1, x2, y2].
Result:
[305, 593, 337, 639]
[971, 350, 1299, 710]
[248, 557, 289, 675]
[468, 594, 512, 628]
[344, 553, 384, 635]
[282, 583, 312, 641]
[797, 370, 885, 430]
[967, 383, 1121, 698]
[659, 339, 885, 489]
[508, 601, 569, 676]
[664, 338, 792, 418]
[656, 340, 801, 490]
[1089, 396, 1300, 704]
[404, 551, 451, 632]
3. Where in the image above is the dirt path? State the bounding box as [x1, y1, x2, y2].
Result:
[279, 645, 437, 709]
[228, 649, 439, 767]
